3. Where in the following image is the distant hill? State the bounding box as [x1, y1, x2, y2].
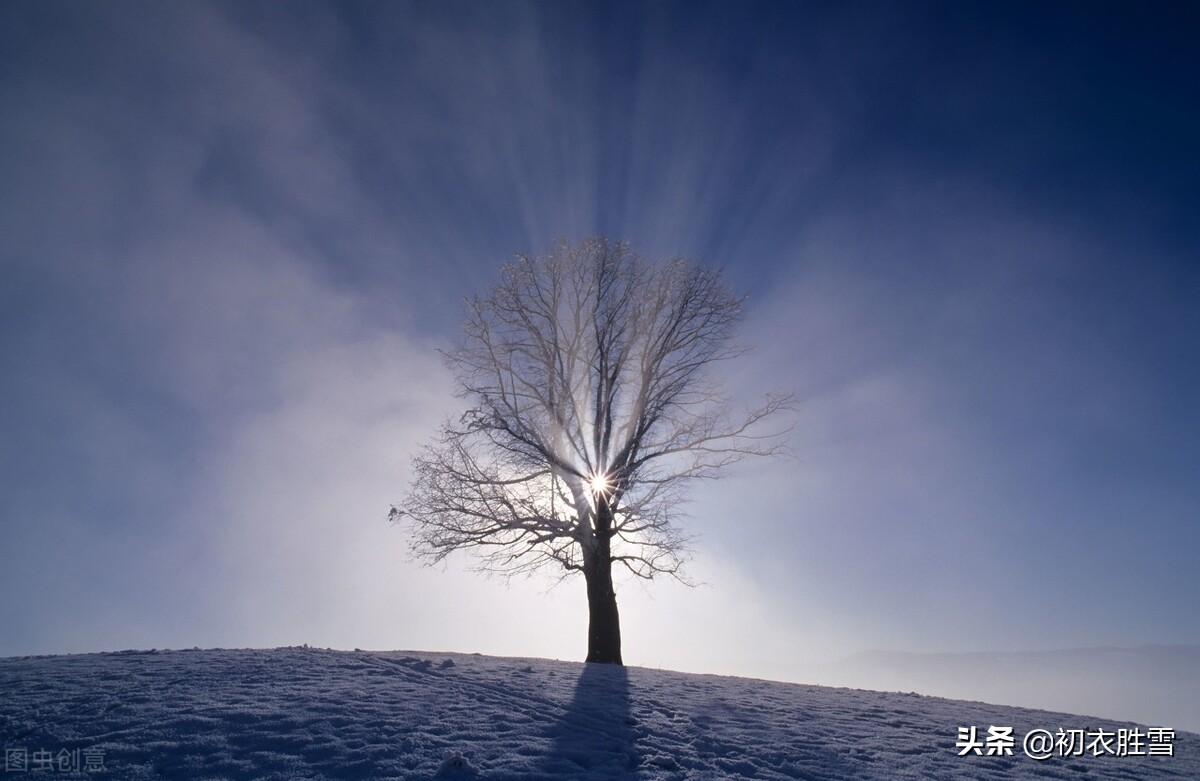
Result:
[809, 645, 1200, 734]
[1, 647, 1196, 779]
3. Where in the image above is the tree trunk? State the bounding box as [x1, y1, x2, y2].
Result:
[584, 551, 622, 664]
[583, 508, 622, 664]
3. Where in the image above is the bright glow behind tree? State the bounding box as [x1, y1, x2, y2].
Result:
[394, 238, 791, 663]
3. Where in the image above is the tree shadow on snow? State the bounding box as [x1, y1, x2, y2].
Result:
[538, 663, 640, 778]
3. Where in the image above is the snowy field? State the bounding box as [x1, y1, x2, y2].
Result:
[1, 647, 1195, 780]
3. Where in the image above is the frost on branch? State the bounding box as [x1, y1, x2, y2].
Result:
[394, 238, 792, 583]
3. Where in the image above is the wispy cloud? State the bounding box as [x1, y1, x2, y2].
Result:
[1, 1, 1197, 715]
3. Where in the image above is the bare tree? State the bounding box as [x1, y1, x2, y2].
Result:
[393, 238, 791, 664]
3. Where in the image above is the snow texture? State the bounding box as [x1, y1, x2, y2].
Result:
[1, 647, 1195, 779]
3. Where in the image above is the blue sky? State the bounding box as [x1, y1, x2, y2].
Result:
[1, 0, 1198, 676]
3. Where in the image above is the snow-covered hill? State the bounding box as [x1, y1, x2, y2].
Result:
[1, 647, 1195, 779]
[810, 645, 1200, 735]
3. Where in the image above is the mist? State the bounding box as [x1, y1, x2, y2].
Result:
[2, 0, 1197, 731]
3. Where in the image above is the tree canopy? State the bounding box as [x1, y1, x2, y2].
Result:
[395, 238, 791, 586]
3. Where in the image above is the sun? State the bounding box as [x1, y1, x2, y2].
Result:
[588, 472, 612, 495]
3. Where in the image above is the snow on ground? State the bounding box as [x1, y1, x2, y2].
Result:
[810, 646, 1200, 734]
[1, 647, 1195, 780]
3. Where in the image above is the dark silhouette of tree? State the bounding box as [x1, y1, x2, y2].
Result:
[393, 238, 791, 664]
